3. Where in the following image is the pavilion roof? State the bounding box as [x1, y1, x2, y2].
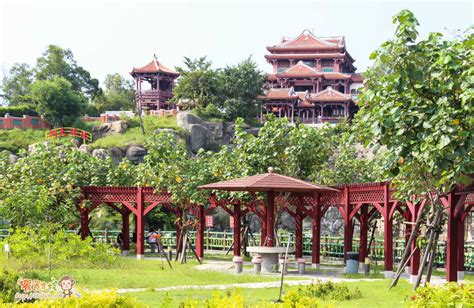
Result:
[297, 92, 313, 107]
[265, 53, 346, 60]
[308, 87, 351, 102]
[131, 56, 179, 76]
[267, 30, 344, 51]
[278, 61, 321, 77]
[257, 87, 298, 100]
[198, 171, 339, 193]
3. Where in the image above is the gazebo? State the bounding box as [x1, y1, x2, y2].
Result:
[198, 168, 339, 271]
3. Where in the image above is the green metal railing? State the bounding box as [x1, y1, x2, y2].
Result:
[1, 229, 473, 270]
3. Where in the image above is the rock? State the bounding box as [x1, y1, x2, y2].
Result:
[109, 147, 125, 165]
[177, 112, 205, 130]
[78, 144, 90, 153]
[92, 148, 112, 160]
[188, 124, 208, 153]
[125, 146, 147, 163]
[8, 153, 18, 164]
[92, 121, 128, 139]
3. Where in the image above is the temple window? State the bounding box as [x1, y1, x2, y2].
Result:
[303, 60, 315, 67]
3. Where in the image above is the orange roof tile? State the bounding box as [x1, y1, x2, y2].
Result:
[198, 171, 339, 193]
[351, 74, 365, 83]
[265, 53, 345, 60]
[131, 56, 179, 76]
[278, 61, 321, 77]
[308, 87, 351, 102]
[257, 87, 298, 100]
[267, 30, 343, 51]
[322, 72, 351, 80]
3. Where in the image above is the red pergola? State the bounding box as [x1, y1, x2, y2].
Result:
[78, 176, 474, 282]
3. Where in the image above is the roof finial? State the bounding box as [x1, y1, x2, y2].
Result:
[268, 167, 274, 173]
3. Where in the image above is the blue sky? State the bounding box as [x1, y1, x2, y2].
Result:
[1, 0, 472, 86]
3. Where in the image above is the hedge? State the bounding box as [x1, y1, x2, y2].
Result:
[0, 106, 38, 117]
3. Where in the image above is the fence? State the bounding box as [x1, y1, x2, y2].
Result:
[1, 229, 473, 270]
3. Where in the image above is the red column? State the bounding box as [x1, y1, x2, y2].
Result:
[312, 192, 321, 266]
[233, 204, 241, 256]
[295, 213, 303, 258]
[383, 184, 393, 273]
[458, 215, 465, 274]
[196, 205, 205, 258]
[136, 187, 145, 259]
[80, 209, 89, 240]
[122, 209, 130, 253]
[359, 204, 368, 262]
[343, 187, 352, 262]
[408, 203, 421, 278]
[266, 191, 275, 247]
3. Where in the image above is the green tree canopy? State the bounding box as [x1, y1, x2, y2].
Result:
[91, 73, 135, 114]
[0, 63, 35, 105]
[35, 45, 100, 100]
[30, 76, 87, 126]
[356, 9, 474, 197]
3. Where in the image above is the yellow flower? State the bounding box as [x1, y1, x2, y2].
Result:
[213, 172, 219, 177]
[175, 176, 182, 183]
[452, 119, 460, 125]
[398, 157, 405, 165]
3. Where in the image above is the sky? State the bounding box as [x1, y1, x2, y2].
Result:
[1, 0, 473, 86]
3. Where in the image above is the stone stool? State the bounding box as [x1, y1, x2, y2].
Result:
[297, 258, 306, 274]
[233, 256, 244, 274]
[279, 257, 288, 274]
[252, 256, 262, 274]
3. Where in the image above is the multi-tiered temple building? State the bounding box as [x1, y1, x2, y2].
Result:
[131, 56, 179, 113]
[258, 30, 363, 124]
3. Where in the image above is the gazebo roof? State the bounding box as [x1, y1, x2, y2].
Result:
[198, 171, 339, 193]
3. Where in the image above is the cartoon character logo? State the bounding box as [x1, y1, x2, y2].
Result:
[58, 276, 75, 298]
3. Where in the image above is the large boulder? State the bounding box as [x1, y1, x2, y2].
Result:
[8, 153, 18, 164]
[177, 112, 205, 130]
[125, 146, 147, 164]
[188, 124, 208, 153]
[92, 148, 112, 160]
[92, 121, 128, 140]
[109, 147, 125, 164]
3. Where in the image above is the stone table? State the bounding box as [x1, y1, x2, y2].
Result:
[247, 246, 295, 273]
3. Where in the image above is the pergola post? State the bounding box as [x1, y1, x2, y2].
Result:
[196, 204, 205, 258]
[295, 212, 303, 258]
[457, 214, 465, 280]
[233, 203, 242, 256]
[358, 204, 369, 263]
[136, 187, 145, 259]
[383, 183, 394, 278]
[79, 209, 90, 240]
[312, 192, 321, 267]
[266, 190, 275, 246]
[343, 187, 352, 263]
[446, 193, 459, 282]
[407, 201, 423, 283]
[121, 208, 131, 255]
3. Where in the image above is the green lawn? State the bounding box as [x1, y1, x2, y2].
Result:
[124, 280, 415, 307]
[25, 258, 282, 290]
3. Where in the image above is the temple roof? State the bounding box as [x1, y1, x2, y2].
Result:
[198, 170, 339, 193]
[322, 72, 352, 80]
[265, 53, 346, 60]
[267, 30, 344, 51]
[351, 74, 365, 83]
[308, 87, 351, 102]
[278, 61, 320, 77]
[297, 92, 313, 108]
[131, 56, 179, 76]
[257, 87, 298, 100]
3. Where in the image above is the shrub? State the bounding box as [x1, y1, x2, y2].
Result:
[194, 103, 224, 121]
[0, 105, 38, 117]
[409, 283, 474, 307]
[296, 281, 362, 301]
[6, 290, 141, 307]
[2, 225, 120, 271]
[0, 269, 20, 303]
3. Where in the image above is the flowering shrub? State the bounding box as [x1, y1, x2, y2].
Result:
[2, 290, 141, 307]
[409, 283, 473, 307]
[2, 225, 119, 271]
[0, 269, 20, 303]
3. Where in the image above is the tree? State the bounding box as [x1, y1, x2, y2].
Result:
[217, 58, 266, 122]
[91, 74, 135, 113]
[35, 45, 100, 99]
[355, 10, 473, 287]
[0, 143, 111, 227]
[30, 76, 87, 126]
[173, 57, 220, 108]
[1, 63, 34, 105]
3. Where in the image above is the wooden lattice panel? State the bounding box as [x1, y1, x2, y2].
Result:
[320, 192, 343, 206]
[466, 193, 474, 204]
[349, 190, 384, 203]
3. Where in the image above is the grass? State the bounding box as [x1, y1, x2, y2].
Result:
[23, 257, 281, 290]
[0, 128, 46, 153]
[89, 115, 183, 149]
[124, 280, 415, 307]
